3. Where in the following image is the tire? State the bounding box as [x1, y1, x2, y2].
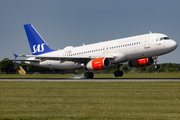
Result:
[114, 71, 119, 77]
[118, 70, 123, 77]
[84, 72, 94, 79]
[84, 72, 89, 79]
[155, 64, 160, 69]
[157, 64, 160, 69]
[89, 72, 94, 79]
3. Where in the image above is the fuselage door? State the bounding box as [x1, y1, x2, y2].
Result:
[144, 35, 151, 49]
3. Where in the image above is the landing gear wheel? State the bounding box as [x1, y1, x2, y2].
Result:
[114, 70, 123, 77]
[84, 72, 89, 78]
[84, 72, 94, 79]
[118, 70, 123, 77]
[114, 71, 119, 77]
[89, 72, 94, 79]
[153, 56, 160, 69]
[114, 64, 124, 77]
[155, 64, 160, 69]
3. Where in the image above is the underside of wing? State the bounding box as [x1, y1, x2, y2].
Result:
[14, 54, 114, 63]
[8, 59, 40, 62]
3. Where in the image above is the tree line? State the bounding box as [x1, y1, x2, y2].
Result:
[0, 58, 180, 74]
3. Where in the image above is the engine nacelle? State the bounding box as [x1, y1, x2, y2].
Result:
[128, 57, 154, 67]
[86, 57, 111, 70]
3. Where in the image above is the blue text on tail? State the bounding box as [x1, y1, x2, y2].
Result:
[24, 24, 54, 55]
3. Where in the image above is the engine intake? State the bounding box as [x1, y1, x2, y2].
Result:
[128, 57, 154, 67]
[86, 57, 111, 70]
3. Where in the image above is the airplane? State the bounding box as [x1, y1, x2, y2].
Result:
[10, 24, 177, 79]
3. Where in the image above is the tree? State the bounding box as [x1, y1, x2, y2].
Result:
[166, 63, 176, 72]
[14, 65, 20, 72]
[128, 67, 138, 73]
[146, 65, 154, 73]
[121, 64, 129, 73]
[167, 67, 176, 72]
[137, 67, 146, 73]
[0, 58, 14, 74]
[166, 63, 173, 68]
[177, 65, 180, 71]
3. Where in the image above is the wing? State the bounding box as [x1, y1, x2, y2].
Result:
[11, 54, 114, 63]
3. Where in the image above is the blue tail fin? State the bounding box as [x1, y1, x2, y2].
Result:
[24, 24, 54, 55]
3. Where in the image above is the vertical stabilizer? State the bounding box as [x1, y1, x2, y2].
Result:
[24, 24, 54, 55]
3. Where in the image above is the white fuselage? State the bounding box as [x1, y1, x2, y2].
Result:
[26, 33, 177, 70]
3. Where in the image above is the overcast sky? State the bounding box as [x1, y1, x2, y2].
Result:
[0, 0, 180, 63]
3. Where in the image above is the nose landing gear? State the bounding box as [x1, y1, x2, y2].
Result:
[153, 56, 160, 69]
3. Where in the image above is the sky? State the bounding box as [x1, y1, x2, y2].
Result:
[0, 0, 180, 63]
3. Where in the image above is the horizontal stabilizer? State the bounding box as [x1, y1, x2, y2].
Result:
[13, 53, 18, 59]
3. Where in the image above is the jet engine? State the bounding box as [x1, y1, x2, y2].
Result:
[86, 57, 111, 70]
[128, 57, 154, 67]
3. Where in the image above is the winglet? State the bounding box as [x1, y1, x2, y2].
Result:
[13, 54, 18, 59]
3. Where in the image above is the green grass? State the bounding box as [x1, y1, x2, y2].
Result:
[0, 81, 180, 120]
[0, 72, 180, 78]
[95, 72, 180, 78]
[0, 74, 70, 78]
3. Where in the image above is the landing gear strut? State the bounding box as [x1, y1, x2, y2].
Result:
[114, 64, 123, 77]
[84, 72, 94, 79]
[153, 56, 160, 69]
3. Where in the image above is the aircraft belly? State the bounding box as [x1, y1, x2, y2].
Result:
[53, 61, 83, 70]
[28, 61, 83, 70]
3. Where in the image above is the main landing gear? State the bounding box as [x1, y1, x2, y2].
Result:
[153, 56, 160, 69]
[84, 72, 94, 79]
[114, 64, 123, 77]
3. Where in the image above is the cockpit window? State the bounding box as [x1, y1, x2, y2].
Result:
[160, 37, 163, 41]
[163, 37, 170, 40]
[159, 37, 170, 41]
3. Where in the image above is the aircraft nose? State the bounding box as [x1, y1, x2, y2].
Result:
[170, 40, 177, 50]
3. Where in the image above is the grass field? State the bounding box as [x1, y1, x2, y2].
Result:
[0, 81, 180, 120]
[0, 72, 180, 78]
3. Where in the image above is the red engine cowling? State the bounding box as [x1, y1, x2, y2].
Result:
[86, 57, 111, 70]
[128, 57, 154, 67]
